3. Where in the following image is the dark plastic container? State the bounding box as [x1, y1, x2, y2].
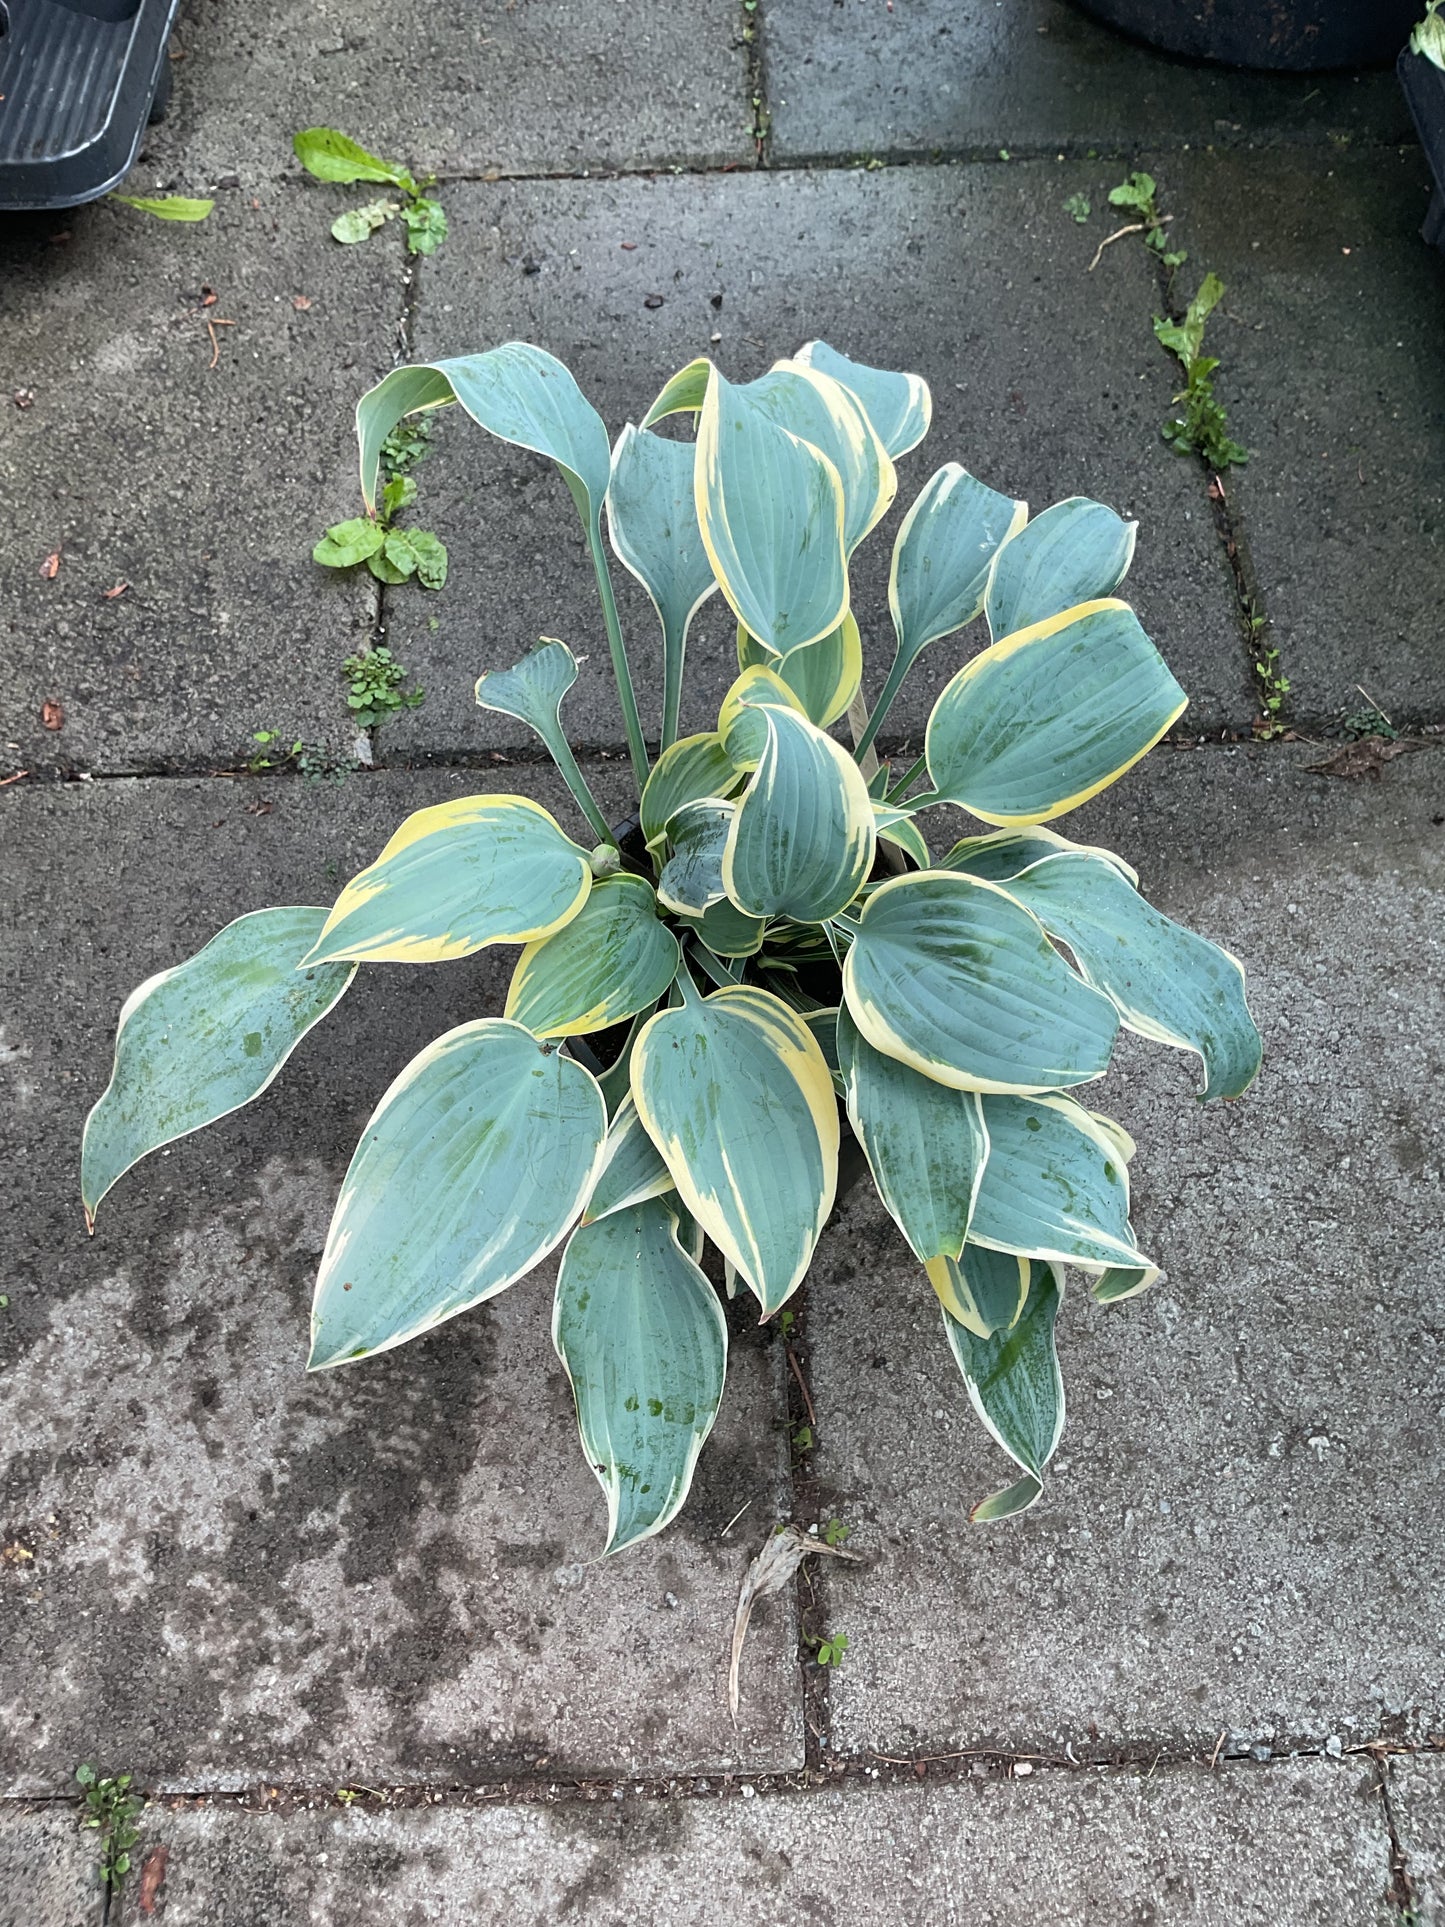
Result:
[1399, 45, 1445, 254]
[0, 0, 181, 211]
[1067, 0, 1418, 71]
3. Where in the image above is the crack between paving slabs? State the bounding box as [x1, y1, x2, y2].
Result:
[7, 1735, 1441, 1829]
[1375, 1748, 1422, 1918]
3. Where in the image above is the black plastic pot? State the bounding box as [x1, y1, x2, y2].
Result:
[1399, 46, 1445, 254]
[1068, 0, 1417, 71]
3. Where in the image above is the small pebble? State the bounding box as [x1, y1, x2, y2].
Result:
[1249, 1743, 1272, 1763]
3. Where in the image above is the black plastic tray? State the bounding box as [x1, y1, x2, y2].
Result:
[1399, 46, 1445, 254]
[0, 0, 181, 211]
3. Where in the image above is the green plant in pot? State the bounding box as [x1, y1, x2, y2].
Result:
[81, 342, 1261, 1551]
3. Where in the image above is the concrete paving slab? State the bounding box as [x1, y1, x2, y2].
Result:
[108, 1759, 1392, 1925]
[382, 166, 1249, 767]
[764, 0, 1411, 164]
[0, 193, 395, 776]
[147, 0, 752, 183]
[1392, 1757, 1445, 1924]
[1154, 147, 1445, 725]
[0, 1807, 103, 1927]
[805, 744, 1445, 1755]
[0, 767, 800, 1792]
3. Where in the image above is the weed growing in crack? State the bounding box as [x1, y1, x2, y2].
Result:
[76, 1765, 143, 1891]
[811, 1631, 850, 1668]
[293, 127, 447, 257]
[1154, 275, 1248, 471]
[1245, 600, 1289, 737]
[343, 646, 425, 729]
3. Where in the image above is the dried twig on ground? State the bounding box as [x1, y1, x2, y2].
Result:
[729, 1524, 863, 1722]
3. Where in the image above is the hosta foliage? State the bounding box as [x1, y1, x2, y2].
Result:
[84, 341, 1261, 1552]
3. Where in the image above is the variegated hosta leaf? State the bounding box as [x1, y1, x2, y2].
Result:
[738, 616, 863, 730]
[986, 496, 1137, 642]
[631, 985, 840, 1316]
[356, 344, 611, 527]
[723, 699, 876, 924]
[939, 824, 1135, 886]
[81, 907, 355, 1224]
[656, 799, 734, 917]
[675, 896, 767, 959]
[581, 1097, 674, 1223]
[872, 803, 929, 870]
[696, 366, 848, 654]
[943, 1260, 1065, 1521]
[1089, 1263, 1162, 1303]
[590, 1008, 654, 1119]
[309, 1020, 607, 1368]
[970, 1093, 1150, 1270]
[640, 355, 712, 429]
[889, 464, 1027, 666]
[836, 1005, 988, 1264]
[473, 636, 578, 741]
[794, 340, 933, 460]
[640, 731, 741, 853]
[801, 1007, 845, 1096]
[553, 1195, 727, 1553]
[944, 842, 1261, 1102]
[744, 360, 896, 553]
[924, 599, 1187, 825]
[302, 795, 593, 966]
[925, 1244, 1030, 1340]
[607, 424, 718, 745]
[505, 873, 679, 1039]
[842, 871, 1118, 1094]
[718, 663, 807, 769]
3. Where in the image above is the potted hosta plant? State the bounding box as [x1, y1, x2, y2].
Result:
[82, 341, 1260, 1552]
[1068, 0, 1417, 67]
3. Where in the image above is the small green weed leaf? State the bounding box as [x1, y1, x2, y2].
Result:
[402, 197, 448, 255]
[293, 126, 408, 187]
[331, 198, 396, 245]
[1063, 192, 1090, 223]
[110, 194, 214, 221]
[313, 517, 385, 569]
[405, 529, 448, 588]
[1108, 170, 1156, 215]
[381, 475, 417, 519]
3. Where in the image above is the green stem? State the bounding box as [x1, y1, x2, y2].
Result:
[674, 953, 705, 1006]
[884, 753, 929, 803]
[661, 619, 684, 756]
[543, 729, 616, 848]
[588, 517, 651, 794]
[688, 940, 739, 991]
[853, 651, 911, 765]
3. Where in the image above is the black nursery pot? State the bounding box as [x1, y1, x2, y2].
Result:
[1399, 47, 1445, 254]
[1067, 0, 1417, 71]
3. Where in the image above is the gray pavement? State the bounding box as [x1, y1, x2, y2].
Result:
[3, 0, 1445, 1916]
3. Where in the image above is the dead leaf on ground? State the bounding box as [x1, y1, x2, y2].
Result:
[729, 1523, 863, 1722]
[40, 699, 64, 731]
[102, 582, 129, 600]
[2, 1541, 34, 1564]
[292, 295, 313, 311]
[13, 388, 34, 409]
[137, 1845, 169, 1917]
[39, 551, 60, 579]
[1305, 735, 1428, 781]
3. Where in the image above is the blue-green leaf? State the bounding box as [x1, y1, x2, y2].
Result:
[309, 1019, 606, 1368]
[842, 871, 1118, 1093]
[657, 799, 735, 917]
[794, 340, 932, 459]
[505, 873, 679, 1040]
[945, 839, 1261, 1101]
[925, 1243, 1030, 1340]
[943, 1260, 1065, 1521]
[744, 361, 896, 553]
[674, 896, 767, 959]
[356, 344, 611, 527]
[970, 1093, 1149, 1269]
[554, 1196, 727, 1552]
[723, 699, 875, 923]
[608, 424, 718, 748]
[986, 497, 1137, 641]
[696, 367, 848, 654]
[640, 732, 742, 853]
[632, 986, 839, 1316]
[738, 616, 863, 730]
[581, 1098, 674, 1222]
[924, 599, 1187, 825]
[836, 1005, 988, 1263]
[302, 794, 592, 967]
[889, 464, 1026, 664]
[82, 908, 355, 1224]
